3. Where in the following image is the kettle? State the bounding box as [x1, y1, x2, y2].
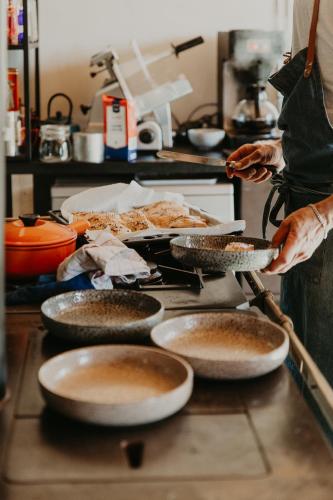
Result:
[46, 93, 73, 125]
[45, 93, 80, 133]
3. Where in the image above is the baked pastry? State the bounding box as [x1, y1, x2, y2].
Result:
[120, 210, 154, 232]
[224, 242, 255, 252]
[72, 211, 130, 234]
[142, 201, 189, 225]
[72, 200, 208, 234]
[165, 215, 207, 228]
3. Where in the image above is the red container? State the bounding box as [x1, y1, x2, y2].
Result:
[8, 68, 19, 111]
[5, 215, 89, 281]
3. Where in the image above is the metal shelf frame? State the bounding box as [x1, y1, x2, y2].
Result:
[7, 0, 40, 161]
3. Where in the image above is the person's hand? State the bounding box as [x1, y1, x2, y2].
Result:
[226, 141, 283, 184]
[263, 206, 325, 274]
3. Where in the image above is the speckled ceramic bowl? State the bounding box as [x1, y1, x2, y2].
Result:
[151, 312, 289, 380]
[41, 290, 164, 344]
[170, 235, 279, 272]
[38, 345, 193, 426]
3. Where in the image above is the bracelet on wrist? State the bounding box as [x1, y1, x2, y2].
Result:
[309, 204, 328, 239]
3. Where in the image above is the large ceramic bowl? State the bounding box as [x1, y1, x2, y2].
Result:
[39, 345, 193, 426]
[41, 290, 164, 344]
[171, 235, 279, 272]
[151, 312, 289, 380]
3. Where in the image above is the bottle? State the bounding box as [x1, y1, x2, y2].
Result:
[5, 112, 17, 157]
[7, 0, 18, 45]
[17, 0, 24, 45]
[28, 0, 38, 43]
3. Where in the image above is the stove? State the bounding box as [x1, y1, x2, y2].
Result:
[122, 243, 206, 291]
[119, 238, 245, 310]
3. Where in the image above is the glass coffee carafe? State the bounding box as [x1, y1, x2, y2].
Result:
[232, 83, 279, 135]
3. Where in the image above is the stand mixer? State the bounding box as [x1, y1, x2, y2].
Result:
[81, 37, 204, 150]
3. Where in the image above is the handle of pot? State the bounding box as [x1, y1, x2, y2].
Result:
[19, 214, 40, 227]
[47, 93, 73, 124]
[67, 219, 90, 235]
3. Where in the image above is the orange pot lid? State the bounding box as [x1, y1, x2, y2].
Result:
[6, 214, 77, 248]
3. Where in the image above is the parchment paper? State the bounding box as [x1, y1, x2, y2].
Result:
[61, 181, 245, 238]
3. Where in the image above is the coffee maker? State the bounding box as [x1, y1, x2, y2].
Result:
[218, 30, 284, 147]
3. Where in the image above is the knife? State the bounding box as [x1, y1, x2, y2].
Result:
[156, 150, 276, 173]
[156, 150, 236, 169]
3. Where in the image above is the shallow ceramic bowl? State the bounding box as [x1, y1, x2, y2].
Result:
[171, 235, 278, 272]
[188, 128, 225, 151]
[38, 345, 193, 426]
[151, 312, 289, 379]
[41, 290, 164, 344]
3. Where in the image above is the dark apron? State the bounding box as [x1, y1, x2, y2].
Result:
[263, 24, 333, 385]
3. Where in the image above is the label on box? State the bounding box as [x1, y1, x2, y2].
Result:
[103, 96, 137, 161]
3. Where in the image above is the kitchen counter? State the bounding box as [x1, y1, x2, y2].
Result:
[6, 146, 241, 219]
[1, 277, 332, 499]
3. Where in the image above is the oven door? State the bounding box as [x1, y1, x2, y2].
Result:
[0, 0, 7, 403]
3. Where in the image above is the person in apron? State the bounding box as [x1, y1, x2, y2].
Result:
[227, 0, 333, 386]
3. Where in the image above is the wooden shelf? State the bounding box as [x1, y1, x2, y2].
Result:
[6, 155, 31, 163]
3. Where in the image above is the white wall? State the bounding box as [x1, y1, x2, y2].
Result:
[12, 0, 292, 215]
[38, 0, 289, 126]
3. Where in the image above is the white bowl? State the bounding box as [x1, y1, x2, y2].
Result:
[188, 128, 225, 151]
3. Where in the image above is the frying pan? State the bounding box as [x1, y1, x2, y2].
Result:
[151, 312, 289, 379]
[41, 290, 164, 344]
[39, 345, 193, 426]
[170, 235, 279, 272]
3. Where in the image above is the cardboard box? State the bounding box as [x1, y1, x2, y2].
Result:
[103, 96, 137, 161]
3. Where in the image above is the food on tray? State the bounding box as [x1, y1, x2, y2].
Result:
[72, 212, 131, 234]
[141, 201, 207, 228]
[224, 242, 255, 252]
[142, 201, 189, 220]
[157, 215, 208, 228]
[120, 210, 154, 232]
[72, 200, 209, 235]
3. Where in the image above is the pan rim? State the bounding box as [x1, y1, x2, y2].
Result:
[38, 344, 193, 407]
[170, 235, 276, 254]
[151, 311, 289, 364]
[41, 289, 164, 330]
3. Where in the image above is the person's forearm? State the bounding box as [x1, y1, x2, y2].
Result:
[315, 195, 333, 232]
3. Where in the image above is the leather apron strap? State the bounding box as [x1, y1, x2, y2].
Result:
[304, 0, 321, 78]
[262, 0, 324, 239]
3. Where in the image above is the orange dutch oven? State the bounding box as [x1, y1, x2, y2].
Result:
[5, 214, 90, 281]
